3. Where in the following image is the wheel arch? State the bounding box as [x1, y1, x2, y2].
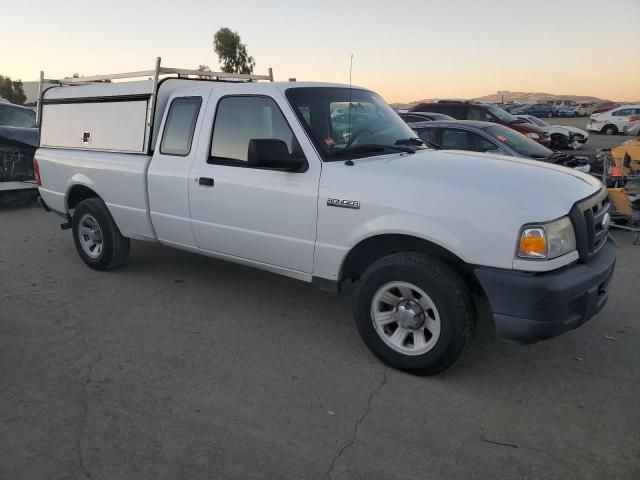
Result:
[339, 233, 482, 293]
[66, 183, 101, 212]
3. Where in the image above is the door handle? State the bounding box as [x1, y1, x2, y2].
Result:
[198, 177, 214, 187]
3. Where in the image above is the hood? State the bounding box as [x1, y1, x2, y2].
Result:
[510, 121, 545, 133]
[343, 149, 600, 216]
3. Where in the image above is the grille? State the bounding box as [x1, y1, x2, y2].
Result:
[571, 188, 610, 262]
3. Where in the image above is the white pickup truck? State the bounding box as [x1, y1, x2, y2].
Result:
[35, 60, 616, 375]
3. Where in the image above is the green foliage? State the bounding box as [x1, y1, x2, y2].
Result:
[0, 75, 26, 105]
[197, 65, 212, 79]
[213, 28, 256, 75]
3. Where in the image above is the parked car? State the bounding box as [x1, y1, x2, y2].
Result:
[549, 100, 577, 115]
[590, 101, 620, 115]
[0, 102, 39, 206]
[399, 112, 455, 123]
[576, 103, 595, 116]
[587, 104, 640, 135]
[35, 61, 615, 375]
[623, 122, 640, 136]
[502, 104, 523, 112]
[407, 120, 589, 171]
[557, 105, 580, 117]
[409, 101, 551, 146]
[0, 102, 37, 128]
[512, 103, 556, 118]
[0, 127, 39, 205]
[515, 114, 589, 149]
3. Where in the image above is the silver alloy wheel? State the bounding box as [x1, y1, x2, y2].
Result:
[370, 281, 441, 356]
[78, 214, 104, 259]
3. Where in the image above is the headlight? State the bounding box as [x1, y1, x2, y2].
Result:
[517, 216, 576, 260]
[525, 132, 540, 139]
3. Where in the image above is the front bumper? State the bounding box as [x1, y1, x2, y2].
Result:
[474, 237, 616, 343]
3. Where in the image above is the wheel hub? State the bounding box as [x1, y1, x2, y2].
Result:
[394, 300, 425, 329]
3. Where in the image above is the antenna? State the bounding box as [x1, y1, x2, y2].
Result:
[345, 54, 355, 166]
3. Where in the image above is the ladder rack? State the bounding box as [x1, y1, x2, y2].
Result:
[36, 57, 274, 127]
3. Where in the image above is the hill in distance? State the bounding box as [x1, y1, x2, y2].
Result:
[391, 91, 607, 110]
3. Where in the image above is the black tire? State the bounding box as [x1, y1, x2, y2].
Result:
[602, 124, 618, 135]
[354, 252, 474, 375]
[550, 133, 568, 150]
[72, 197, 130, 271]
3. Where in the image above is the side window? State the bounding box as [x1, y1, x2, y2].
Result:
[443, 106, 466, 119]
[441, 129, 474, 151]
[415, 127, 437, 144]
[210, 96, 302, 163]
[160, 97, 202, 156]
[613, 109, 631, 117]
[468, 108, 492, 121]
[469, 132, 499, 153]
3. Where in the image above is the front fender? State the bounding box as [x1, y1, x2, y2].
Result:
[344, 214, 470, 263]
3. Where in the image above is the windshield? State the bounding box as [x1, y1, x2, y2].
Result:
[484, 125, 553, 159]
[286, 87, 423, 161]
[486, 105, 518, 124]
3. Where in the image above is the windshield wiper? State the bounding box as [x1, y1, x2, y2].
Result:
[396, 137, 441, 150]
[333, 144, 418, 157]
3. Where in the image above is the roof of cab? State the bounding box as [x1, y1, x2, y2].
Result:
[42, 79, 362, 101]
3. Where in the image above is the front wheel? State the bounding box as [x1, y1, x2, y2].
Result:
[354, 252, 474, 375]
[72, 197, 130, 271]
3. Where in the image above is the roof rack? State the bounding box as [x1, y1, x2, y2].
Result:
[36, 56, 274, 126]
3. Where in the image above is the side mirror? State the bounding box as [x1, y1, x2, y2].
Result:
[247, 139, 304, 172]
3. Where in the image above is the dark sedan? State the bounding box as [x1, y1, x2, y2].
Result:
[407, 120, 590, 172]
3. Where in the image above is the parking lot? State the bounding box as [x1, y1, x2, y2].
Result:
[548, 116, 635, 157]
[2, 164, 639, 480]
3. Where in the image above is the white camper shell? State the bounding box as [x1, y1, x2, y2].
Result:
[37, 58, 273, 154]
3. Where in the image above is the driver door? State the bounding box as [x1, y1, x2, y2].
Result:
[188, 89, 321, 275]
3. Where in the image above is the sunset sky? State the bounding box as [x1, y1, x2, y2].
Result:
[4, 0, 639, 102]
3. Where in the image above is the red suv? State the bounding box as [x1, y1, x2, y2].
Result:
[409, 101, 551, 147]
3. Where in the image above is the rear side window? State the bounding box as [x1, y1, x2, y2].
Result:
[160, 97, 202, 156]
[613, 109, 633, 117]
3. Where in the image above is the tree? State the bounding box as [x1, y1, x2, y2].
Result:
[213, 28, 255, 75]
[196, 65, 212, 79]
[0, 75, 26, 105]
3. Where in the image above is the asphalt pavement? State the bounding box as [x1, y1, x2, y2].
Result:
[1, 199, 639, 479]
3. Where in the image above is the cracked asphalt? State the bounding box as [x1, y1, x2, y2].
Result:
[1, 205, 639, 480]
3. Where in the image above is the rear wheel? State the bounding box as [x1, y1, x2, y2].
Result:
[72, 198, 130, 270]
[602, 124, 618, 135]
[354, 252, 474, 375]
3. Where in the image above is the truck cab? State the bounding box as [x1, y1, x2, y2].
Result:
[34, 59, 616, 375]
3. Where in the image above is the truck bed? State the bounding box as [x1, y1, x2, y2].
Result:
[36, 148, 156, 240]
